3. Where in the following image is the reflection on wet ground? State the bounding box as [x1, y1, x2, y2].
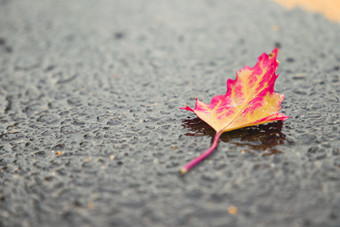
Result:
[274, 0, 340, 22]
[182, 118, 286, 156]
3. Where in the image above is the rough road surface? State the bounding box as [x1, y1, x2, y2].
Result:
[1, 0, 340, 226]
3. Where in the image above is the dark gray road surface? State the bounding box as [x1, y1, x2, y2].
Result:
[1, 0, 340, 226]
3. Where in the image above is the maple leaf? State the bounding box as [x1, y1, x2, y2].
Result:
[180, 48, 289, 174]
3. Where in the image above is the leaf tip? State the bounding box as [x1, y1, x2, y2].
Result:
[269, 47, 279, 59]
[180, 105, 194, 112]
[282, 114, 290, 120]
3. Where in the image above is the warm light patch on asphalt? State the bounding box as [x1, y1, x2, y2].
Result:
[274, 0, 340, 22]
[228, 206, 238, 215]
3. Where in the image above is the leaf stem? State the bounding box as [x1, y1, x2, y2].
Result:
[180, 130, 223, 174]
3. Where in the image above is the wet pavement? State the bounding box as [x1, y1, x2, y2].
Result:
[0, 0, 340, 226]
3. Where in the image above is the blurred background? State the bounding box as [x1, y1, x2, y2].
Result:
[1, 0, 340, 226]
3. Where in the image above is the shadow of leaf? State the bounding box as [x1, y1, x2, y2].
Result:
[182, 117, 286, 156]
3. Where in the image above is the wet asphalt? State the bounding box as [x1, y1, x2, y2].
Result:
[0, 0, 340, 226]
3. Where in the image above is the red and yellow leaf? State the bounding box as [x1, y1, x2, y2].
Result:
[180, 48, 289, 174]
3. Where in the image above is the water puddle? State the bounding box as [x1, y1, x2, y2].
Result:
[182, 118, 286, 156]
[274, 0, 340, 22]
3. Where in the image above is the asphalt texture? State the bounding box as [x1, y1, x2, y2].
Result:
[1, 0, 340, 226]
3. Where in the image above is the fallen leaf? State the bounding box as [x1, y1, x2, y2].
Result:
[180, 48, 289, 174]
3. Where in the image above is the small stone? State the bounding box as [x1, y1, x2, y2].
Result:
[0, 37, 5, 45]
[114, 32, 124, 40]
[87, 202, 94, 209]
[332, 147, 339, 155]
[308, 146, 319, 153]
[171, 145, 178, 150]
[228, 206, 238, 215]
[185, 189, 202, 199]
[316, 152, 326, 160]
[334, 158, 340, 167]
